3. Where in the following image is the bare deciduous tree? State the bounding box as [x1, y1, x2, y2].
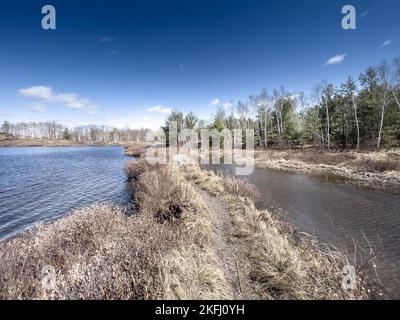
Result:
[377, 61, 391, 149]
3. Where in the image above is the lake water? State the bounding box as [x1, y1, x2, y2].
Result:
[0, 146, 131, 241]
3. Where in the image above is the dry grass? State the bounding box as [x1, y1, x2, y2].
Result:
[183, 165, 225, 195]
[0, 158, 370, 300]
[182, 165, 369, 300]
[124, 143, 149, 157]
[0, 203, 170, 299]
[256, 150, 357, 166]
[225, 196, 368, 300]
[127, 161, 232, 299]
[123, 158, 160, 181]
[350, 157, 400, 173]
[0, 160, 231, 300]
[256, 149, 400, 173]
[221, 175, 261, 204]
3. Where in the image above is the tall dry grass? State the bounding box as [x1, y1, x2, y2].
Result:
[0, 160, 232, 300]
[0, 203, 170, 299]
[181, 165, 369, 300]
[256, 149, 400, 173]
[225, 196, 368, 300]
[127, 161, 233, 299]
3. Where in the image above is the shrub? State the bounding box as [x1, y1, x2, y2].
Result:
[123, 159, 159, 181]
[0, 203, 172, 299]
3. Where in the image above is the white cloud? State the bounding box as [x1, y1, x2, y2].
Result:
[360, 10, 370, 18]
[99, 36, 115, 43]
[26, 103, 47, 113]
[19, 86, 97, 114]
[209, 98, 220, 106]
[146, 105, 172, 114]
[94, 112, 166, 130]
[325, 54, 346, 66]
[378, 40, 392, 49]
[360, 7, 375, 18]
[223, 102, 234, 109]
[19, 86, 53, 100]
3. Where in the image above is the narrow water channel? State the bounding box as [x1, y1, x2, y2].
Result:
[206, 164, 400, 299]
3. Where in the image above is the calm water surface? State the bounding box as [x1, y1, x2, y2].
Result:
[0, 146, 131, 240]
[207, 165, 400, 299]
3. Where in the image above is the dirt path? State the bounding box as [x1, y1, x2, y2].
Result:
[197, 189, 260, 300]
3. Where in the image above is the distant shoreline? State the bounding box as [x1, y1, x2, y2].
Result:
[0, 136, 149, 150]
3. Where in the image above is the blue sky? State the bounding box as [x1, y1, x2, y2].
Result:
[0, 0, 399, 129]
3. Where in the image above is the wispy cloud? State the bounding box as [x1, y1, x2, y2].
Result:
[223, 102, 234, 109]
[360, 7, 376, 18]
[325, 54, 346, 66]
[209, 98, 220, 106]
[25, 103, 47, 113]
[99, 36, 115, 43]
[378, 40, 392, 49]
[19, 86, 97, 114]
[146, 105, 172, 114]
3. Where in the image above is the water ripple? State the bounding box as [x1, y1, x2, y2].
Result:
[0, 146, 131, 241]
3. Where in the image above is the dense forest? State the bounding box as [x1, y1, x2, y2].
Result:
[0, 121, 150, 144]
[163, 58, 400, 150]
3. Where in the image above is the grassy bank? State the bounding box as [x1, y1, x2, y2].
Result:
[0, 133, 84, 147]
[0, 160, 368, 299]
[255, 149, 400, 192]
[0, 133, 149, 149]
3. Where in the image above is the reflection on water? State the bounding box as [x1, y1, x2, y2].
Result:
[0, 146, 131, 241]
[207, 164, 400, 299]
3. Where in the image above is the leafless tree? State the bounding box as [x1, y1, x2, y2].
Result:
[377, 61, 391, 149]
[393, 56, 400, 110]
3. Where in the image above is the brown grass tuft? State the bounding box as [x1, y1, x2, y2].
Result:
[350, 157, 400, 173]
[183, 165, 369, 300]
[222, 175, 261, 204]
[123, 159, 160, 181]
[0, 203, 171, 299]
[225, 196, 368, 299]
[0, 160, 232, 300]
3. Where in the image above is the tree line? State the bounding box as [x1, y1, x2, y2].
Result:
[163, 58, 400, 150]
[0, 121, 150, 144]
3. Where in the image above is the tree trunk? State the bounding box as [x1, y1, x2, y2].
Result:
[393, 91, 400, 110]
[352, 96, 361, 151]
[325, 101, 330, 150]
[264, 114, 268, 148]
[377, 91, 387, 149]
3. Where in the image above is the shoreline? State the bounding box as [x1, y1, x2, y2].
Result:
[255, 158, 400, 193]
[0, 160, 370, 299]
[122, 147, 400, 193]
[0, 141, 149, 150]
[254, 150, 400, 193]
